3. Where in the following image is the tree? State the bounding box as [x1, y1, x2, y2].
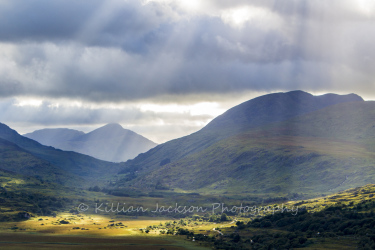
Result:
[220, 213, 229, 222]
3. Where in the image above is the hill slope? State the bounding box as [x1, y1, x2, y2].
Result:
[0, 123, 122, 186]
[114, 91, 364, 188]
[0, 138, 81, 186]
[124, 101, 375, 197]
[24, 124, 157, 162]
[202, 90, 363, 133]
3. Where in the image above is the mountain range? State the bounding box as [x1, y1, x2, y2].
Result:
[1, 90, 374, 198]
[24, 123, 157, 162]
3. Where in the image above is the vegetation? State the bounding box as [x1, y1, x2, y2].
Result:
[115, 100, 375, 199]
[115, 91, 364, 192]
[0, 123, 124, 187]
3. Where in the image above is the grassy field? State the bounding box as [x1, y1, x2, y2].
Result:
[0, 213, 211, 249]
[1, 172, 374, 249]
[0, 186, 374, 249]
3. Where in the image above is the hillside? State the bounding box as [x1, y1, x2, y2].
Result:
[24, 123, 157, 162]
[123, 101, 375, 197]
[0, 123, 123, 186]
[210, 184, 375, 249]
[0, 138, 81, 186]
[201, 90, 363, 133]
[113, 91, 365, 194]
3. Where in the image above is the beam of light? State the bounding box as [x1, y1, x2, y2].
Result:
[221, 7, 254, 27]
[357, 0, 375, 15]
[14, 98, 43, 107]
[177, 0, 202, 13]
[139, 102, 225, 117]
[142, 0, 202, 12]
[220, 6, 282, 29]
[76, 1, 124, 43]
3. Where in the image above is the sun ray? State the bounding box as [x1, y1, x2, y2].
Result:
[357, 0, 375, 15]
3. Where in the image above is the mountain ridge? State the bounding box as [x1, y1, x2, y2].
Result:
[24, 128, 84, 147]
[202, 90, 363, 132]
[115, 90, 364, 183]
[120, 100, 375, 197]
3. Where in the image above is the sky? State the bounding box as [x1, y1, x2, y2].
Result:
[0, 0, 374, 143]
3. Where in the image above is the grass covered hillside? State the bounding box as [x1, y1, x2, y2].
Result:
[115, 91, 364, 194]
[117, 100, 375, 198]
[0, 123, 124, 187]
[194, 184, 375, 249]
[0, 138, 81, 186]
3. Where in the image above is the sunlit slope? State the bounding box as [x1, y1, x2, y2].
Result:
[125, 101, 375, 196]
[117, 91, 362, 182]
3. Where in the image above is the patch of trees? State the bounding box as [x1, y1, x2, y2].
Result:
[160, 158, 171, 166]
[243, 201, 375, 249]
[0, 190, 72, 221]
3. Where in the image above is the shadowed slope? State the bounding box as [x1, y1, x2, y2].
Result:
[0, 123, 122, 186]
[127, 101, 375, 197]
[117, 91, 363, 184]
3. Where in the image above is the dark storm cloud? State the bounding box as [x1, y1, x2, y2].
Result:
[0, 0, 374, 102]
[0, 0, 168, 52]
[0, 0, 95, 41]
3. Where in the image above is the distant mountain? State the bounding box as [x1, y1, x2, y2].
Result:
[0, 123, 122, 186]
[24, 123, 157, 162]
[24, 128, 84, 147]
[114, 91, 364, 190]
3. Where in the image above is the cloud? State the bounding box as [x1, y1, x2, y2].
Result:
[0, 97, 222, 142]
[0, 0, 170, 50]
[0, 0, 374, 103]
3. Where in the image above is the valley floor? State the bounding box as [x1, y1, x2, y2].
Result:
[0, 213, 362, 250]
[0, 214, 210, 249]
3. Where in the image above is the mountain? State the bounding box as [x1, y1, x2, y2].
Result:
[24, 128, 84, 147]
[124, 100, 375, 197]
[202, 90, 363, 133]
[0, 123, 122, 186]
[24, 123, 157, 162]
[113, 91, 364, 192]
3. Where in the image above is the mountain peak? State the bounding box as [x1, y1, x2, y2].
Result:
[88, 123, 126, 136]
[97, 123, 125, 132]
[202, 90, 364, 133]
[104, 123, 123, 129]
